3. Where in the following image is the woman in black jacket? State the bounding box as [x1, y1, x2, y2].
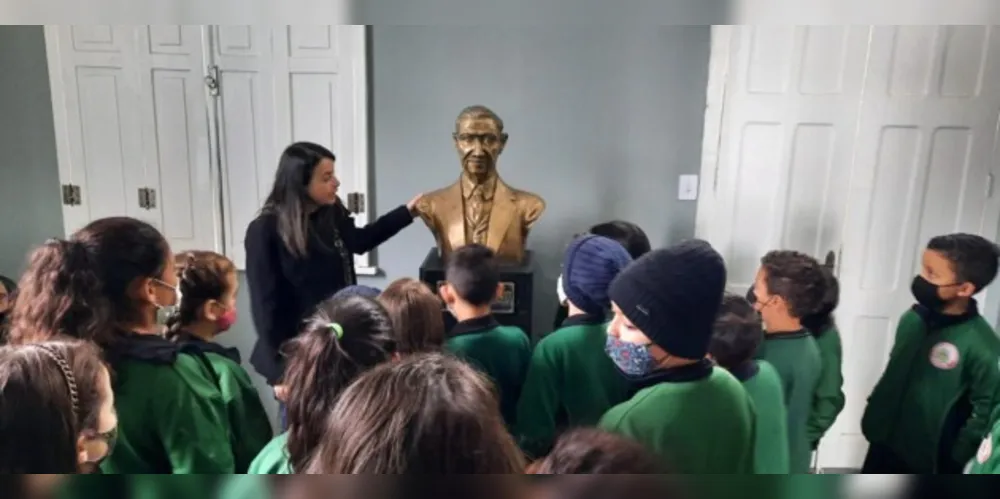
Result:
[245, 142, 420, 408]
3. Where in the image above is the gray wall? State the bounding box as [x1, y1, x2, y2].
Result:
[0, 26, 64, 279]
[0, 25, 711, 428]
[361, 26, 710, 333]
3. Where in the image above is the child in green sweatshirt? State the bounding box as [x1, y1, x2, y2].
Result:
[748, 250, 825, 473]
[966, 405, 1000, 474]
[863, 233, 1000, 473]
[516, 235, 633, 458]
[710, 294, 790, 474]
[442, 244, 531, 428]
[800, 262, 846, 450]
[166, 251, 273, 473]
[599, 240, 756, 474]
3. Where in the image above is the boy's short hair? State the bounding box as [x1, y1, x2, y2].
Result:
[927, 233, 1000, 293]
[588, 221, 652, 260]
[709, 294, 764, 370]
[445, 244, 499, 306]
[760, 250, 826, 319]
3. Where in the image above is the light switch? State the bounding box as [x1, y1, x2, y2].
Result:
[678, 174, 699, 201]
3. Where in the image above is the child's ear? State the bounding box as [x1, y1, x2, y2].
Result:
[202, 300, 222, 321]
[957, 282, 977, 298]
[439, 283, 455, 304]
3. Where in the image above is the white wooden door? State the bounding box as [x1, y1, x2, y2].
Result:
[212, 25, 372, 271]
[823, 25, 1000, 469]
[45, 25, 148, 235]
[45, 25, 217, 253]
[134, 26, 217, 253]
[696, 25, 872, 292]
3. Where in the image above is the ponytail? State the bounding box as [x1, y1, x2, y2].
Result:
[8, 239, 109, 346]
[8, 217, 170, 349]
[283, 294, 396, 472]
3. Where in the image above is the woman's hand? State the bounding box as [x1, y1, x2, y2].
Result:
[407, 193, 424, 215]
[274, 384, 289, 403]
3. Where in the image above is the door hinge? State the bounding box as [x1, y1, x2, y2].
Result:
[61, 184, 81, 206]
[346, 192, 366, 214]
[138, 188, 157, 210]
[204, 65, 220, 97]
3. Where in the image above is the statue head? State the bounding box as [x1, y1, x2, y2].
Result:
[453, 105, 508, 181]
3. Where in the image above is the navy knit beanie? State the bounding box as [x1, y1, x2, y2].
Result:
[562, 235, 633, 315]
[608, 239, 726, 359]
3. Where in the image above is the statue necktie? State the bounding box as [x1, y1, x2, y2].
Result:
[468, 189, 489, 245]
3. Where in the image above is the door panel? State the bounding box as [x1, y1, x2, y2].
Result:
[823, 25, 1000, 469]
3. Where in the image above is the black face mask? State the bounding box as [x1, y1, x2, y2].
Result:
[911, 275, 949, 310]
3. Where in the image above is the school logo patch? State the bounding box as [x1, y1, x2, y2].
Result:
[977, 434, 993, 464]
[929, 342, 960, 370]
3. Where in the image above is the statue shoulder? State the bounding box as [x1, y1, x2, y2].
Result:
[509, 187, 545, 226]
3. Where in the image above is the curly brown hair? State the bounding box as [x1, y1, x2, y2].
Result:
[377, 278, 445, 354]
[166, 250, 236, 338]
[8, 217, 170, 347]
[760, 250, 826, 319]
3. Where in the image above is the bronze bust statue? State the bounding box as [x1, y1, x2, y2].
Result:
[415, 105, 545, 264]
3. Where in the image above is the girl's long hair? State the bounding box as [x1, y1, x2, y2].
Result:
[377, 278, 445, 354]
[9, 217, 169, 348]
[283, 294, 396, 472]
[0, 340, 107, 473]
[165, 251, 236, 338]
[305, 353, 526, 474]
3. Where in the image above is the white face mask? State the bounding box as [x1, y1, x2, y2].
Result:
[557, 274, 568, 306]
[153, 279, 182, 326]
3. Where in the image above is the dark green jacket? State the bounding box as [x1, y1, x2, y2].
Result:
[807, 326, 846, 446]
[174, 333, 274, 473]
[515, 314, 630, 458]
[599, 360, 756, 474]
[862, 304, 1000, 472]
[100, 333, 235, 474]
[734, 360, 790, 474]
[757, 330, 821, 473]
[445, 315, 531, 427]
[965, 405, 1000, 474]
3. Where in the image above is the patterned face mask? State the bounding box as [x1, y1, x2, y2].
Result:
[605, 335, 659, 377]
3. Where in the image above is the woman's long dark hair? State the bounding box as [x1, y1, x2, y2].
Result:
[262, 142, 337, 258]
[0, 340, 107, 473]
[8, 217, 170, 348]
[305, 352, 526, 474]
[283, 294, 396, 472]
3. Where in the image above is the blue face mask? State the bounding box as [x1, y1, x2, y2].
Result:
[605, 336, 659, 377]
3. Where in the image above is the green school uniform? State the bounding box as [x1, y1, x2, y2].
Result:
[734, 360, 790, 474]
[807, 326, 846, 447]
[598, 361, 756, 474]
[445, 315, 532, 427]
[218, 476, 272, 499]
[100, 333, 236, 474]
[757, 330, 821, 473]
[248, 432, 293, 474]
[862, 304, 1000, 472]
[965, 405, 1000, 474]
[515, 314, 631, 458]
[174, 333, 274, 473]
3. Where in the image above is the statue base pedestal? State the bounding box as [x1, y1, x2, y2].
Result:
[419, 248, 535, 338]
